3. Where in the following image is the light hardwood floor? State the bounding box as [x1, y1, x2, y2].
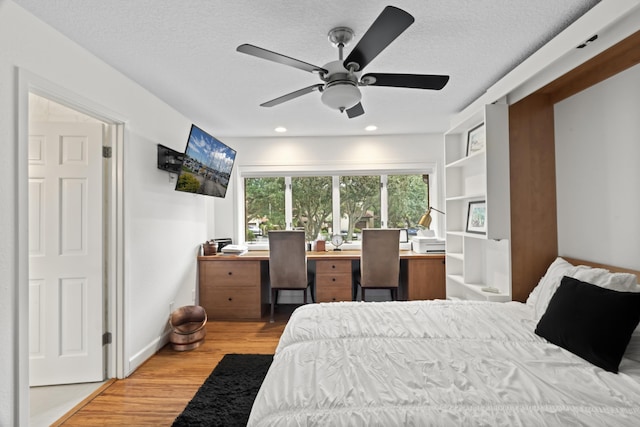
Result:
[54, 308, 291, 426]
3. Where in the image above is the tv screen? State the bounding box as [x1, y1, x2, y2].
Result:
[175, 124, 237, 198]
[157, 144, 184, 174]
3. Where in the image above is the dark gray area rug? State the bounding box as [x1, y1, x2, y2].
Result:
[172, 353, 273, 427]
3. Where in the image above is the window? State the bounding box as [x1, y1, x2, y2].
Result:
[243, 173, 431, 243]
[340, 176, 380, 241]
[292, 176, 332, 242]
[244, 177, 285, 241]
[387, 174, 429, 234]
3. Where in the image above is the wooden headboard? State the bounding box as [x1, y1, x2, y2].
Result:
[562, 257, 640, 282]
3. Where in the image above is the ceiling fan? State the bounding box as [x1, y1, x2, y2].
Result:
[237, 6, 449, 118]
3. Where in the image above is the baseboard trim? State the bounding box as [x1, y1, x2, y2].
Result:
[127, 331, 170, 376]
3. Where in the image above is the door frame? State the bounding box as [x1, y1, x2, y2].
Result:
[16, 69, 126, 424]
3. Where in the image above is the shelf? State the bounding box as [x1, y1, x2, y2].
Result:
[462, 283, 511, 302]
[446, 231, 487, 240]
[444, 103, 511, 302]
[447, 274, 464, 285]
[446, 252, 464, 261]
[446, 193, 485, 202]
[447, 276, 510, 302]
[445, 150, 484, 169]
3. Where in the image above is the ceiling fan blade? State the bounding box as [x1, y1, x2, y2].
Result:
[260, 84, 324, 107]
[237, 44, 328, 74]
[362, 73, 450, 90]
[346, 102, 365, 118]
[343, 6, 414, 72]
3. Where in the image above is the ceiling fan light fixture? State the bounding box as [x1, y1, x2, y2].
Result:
[320, 82, 361, 111]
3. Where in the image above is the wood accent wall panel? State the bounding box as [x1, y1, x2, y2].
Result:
[509, 94, 558, 302]
[541, 29, 640, 104]
[507, 29, 640, 302]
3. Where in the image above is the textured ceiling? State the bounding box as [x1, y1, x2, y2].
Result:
[15, 0, 600, 137]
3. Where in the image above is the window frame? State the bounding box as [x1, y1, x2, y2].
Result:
[237, 162, 440, 244]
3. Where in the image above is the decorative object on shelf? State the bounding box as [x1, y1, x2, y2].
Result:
[331, 234, 344, 251]
[466, 122, 486, 156]
[466, 200, 487, 234]
[316, 239, 326, 251]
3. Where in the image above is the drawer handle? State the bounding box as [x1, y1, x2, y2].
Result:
[331, 265, 336, 269]
[332, 297, 336, 301]
[228, 297, 232, 301]
[332, 278, 336, 282]
[228, 272, 233, 275]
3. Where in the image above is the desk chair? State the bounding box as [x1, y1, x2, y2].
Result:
[268, 230, 314, 322]
[354, 229, 400, 302]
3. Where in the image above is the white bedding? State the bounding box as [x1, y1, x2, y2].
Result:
[248, 300, 640, 426]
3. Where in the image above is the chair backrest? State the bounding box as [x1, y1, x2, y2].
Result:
[360, 229, 400, 288]
[268, 230, 308, 289]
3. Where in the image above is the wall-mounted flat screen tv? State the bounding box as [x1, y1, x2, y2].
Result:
[157, 144, 184, 174]
[175, 124, 237, 198]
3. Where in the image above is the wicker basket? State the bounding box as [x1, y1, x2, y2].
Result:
[168, 305, 207, 351]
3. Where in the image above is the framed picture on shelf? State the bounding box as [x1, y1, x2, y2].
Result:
[466, 200, 487, 234]
[466, 122, 486, 156]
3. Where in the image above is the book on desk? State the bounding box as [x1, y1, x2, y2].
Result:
[220, 244, 249, 255]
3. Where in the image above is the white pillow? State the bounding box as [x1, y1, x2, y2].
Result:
[530, 257, 640, 320]
[533, 257, 579, 320]
[572, 267, 639, 292]
[525, 276, 543, 308]
[625, 327, 640, 363]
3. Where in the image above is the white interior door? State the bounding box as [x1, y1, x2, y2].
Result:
[28, 122, 104, 386]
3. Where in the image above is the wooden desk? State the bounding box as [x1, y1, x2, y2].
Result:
[198, 250, 445, 320]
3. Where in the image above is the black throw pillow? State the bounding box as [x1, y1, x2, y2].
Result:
[535, 275, 640, 373]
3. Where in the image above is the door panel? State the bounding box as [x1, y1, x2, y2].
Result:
[29, 122, 104, 386]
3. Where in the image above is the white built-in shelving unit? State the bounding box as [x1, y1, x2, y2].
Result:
[444, 104, 512, 301]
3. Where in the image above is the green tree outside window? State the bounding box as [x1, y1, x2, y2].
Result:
[292, 176, 332, 242]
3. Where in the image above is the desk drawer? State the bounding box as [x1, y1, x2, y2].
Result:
[317, 281, 352, 302]
[198, 258, 266, 320]
[201, 260, 260, 287]
[316, 260, 352, 275]
[316, 260, 352, 302]
[206, 286, 261, 319]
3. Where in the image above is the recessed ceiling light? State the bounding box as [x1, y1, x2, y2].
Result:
[365, 125, 377, 132]
[274, 126, 287, 133]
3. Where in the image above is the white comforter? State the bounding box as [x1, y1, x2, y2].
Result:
[248, 300, 640, 426]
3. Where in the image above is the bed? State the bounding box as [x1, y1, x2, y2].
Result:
[248, 258, 640, 426]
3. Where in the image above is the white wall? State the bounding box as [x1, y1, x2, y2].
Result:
[0, 2, 207, 424]
[214, 134, 445, 243]
[554, 63, 640, 270]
